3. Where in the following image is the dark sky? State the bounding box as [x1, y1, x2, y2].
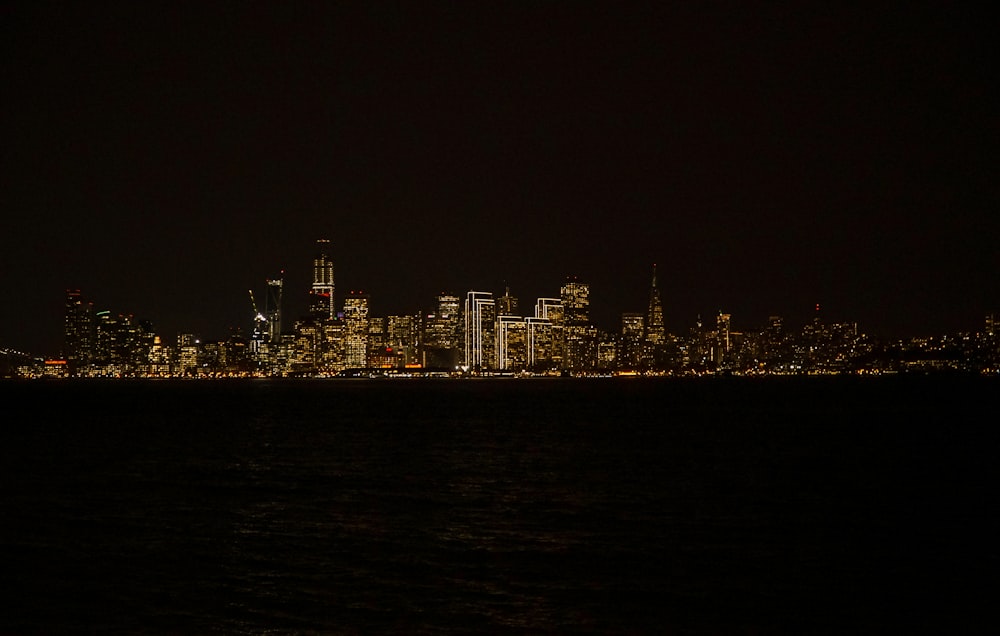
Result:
[3, 1, 998, 356]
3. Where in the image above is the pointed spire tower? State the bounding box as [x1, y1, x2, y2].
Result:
[646, 264, 665, 345]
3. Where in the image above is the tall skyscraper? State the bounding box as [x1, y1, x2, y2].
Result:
[560, 278, 590, 325]
[343, 291, 370, 368]
[525, 316, 554, 370]
[309, 239, 335, 320]
[646, 264, 665, 345]
[464, 291, 496, 371]
[497, 285, 518, 316]
[560, 278, 596, 370]
[64, 289, 94, 371]
[533, 298, 564, 369]
[496, 315, 526, 371]
[714, 311, 732, 365]
[265, 275, 283, 343]
[621, 312, 646, 368]
[422, 293, 462, 368]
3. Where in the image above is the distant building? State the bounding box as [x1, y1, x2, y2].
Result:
[266, 275, 284, 343]
[620, 312, 645, 368]
[344, 291, 370, 368]
[526, 316, 555, 370]
[496, 315, 527, 371]
[497, 285, 518, 316]
[64, 289, 95, 373]
[309, 239, 336, 320]
[646, 264, 665, 346]
[386, 314, 421, 366]
[464, 291, 496, 371]
[560, 278, 590, 325]
[561, 278, 596, 370]
[422, 293, 462, 368]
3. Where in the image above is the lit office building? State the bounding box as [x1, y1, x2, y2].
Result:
[534, 297, 564, 368]
[423, 294, 462, 368]
[526, 316, 555, 370]
[713, 312, 732, 365]
[87, 311, 150, 376]
[560, 278, 590, 324]
[176, 333, 200, 376]
[497, 285, 518, 316]
[464, 291, 496, 371]
[266, 275, 284, 343]
[319, 320, 346, 373]
[368, 317, 387, 351]
[64, 289, 95, 372]
[620, 312, 646, 368]
[564, 323, 599, 370]
[344, 291, 370, 368]
[290, 319, 322, 375]
[597, 339, 617, 370]
[535, 297, 564, 324]
[309, 239, 335, 320]
[560, 279, 596, 370]
[387, 314, 421, 366]
[496, 315, 527, 371]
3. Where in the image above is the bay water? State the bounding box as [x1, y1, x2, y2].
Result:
[2, 376, 995, 634]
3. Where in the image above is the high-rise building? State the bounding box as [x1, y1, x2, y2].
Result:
[265, 275, 284, 343]
[713, 312, 732, 365]
[309, 239, 335, 320]
[497, 285, 518, 316]
[535, 297, 565, 368]
[464, 291, 496, 371]
[422, 293, 462, 368]
[387, 314, 421, 366]
[560, 278, 590, 325]
[525, 316, 554, 370]
[496, 315, 526, 371]
[64, 289, 94, 372]
[620, 312, 646, 368]
[343, 291, 370, 368]
[560, 278, 596, 370]
[646, 264, 665, 345]
[535, 298, 563, 324]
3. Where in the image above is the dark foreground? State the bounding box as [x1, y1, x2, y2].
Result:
[1, 376, 996, 634]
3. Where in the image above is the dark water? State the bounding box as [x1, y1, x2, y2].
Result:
[1, 377, 996, 634]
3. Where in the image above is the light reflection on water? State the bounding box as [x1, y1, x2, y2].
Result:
[1, 377, 997, 633]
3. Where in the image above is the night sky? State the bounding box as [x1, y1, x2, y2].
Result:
[3, 1, 997, 357]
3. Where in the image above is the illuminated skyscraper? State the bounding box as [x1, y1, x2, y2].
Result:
[533, 298, 564, 369]
[646, 264, 665, 345]
[560, 278, 590, 324]
[423, 293, 462, 368]
[344, 291, 370, 368]
[560, 278, 596, 370]
[496, 315, 526, 371]
[265, 275, 283, 343]
[464, 291, 496, 371]
[525, 316, 554, 369]
[309, 239, 335, 320]
[621, 312, 645, 368]
[64, 289, 94, 372]
[713, 311, 732, 365]
[497, 285, 518, 316]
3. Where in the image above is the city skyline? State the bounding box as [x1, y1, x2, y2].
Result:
[8, 243, 994, 378]
[6, 237, 999, 365]
[3, 3, 997, 356]
[3, 235, 999, 361]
